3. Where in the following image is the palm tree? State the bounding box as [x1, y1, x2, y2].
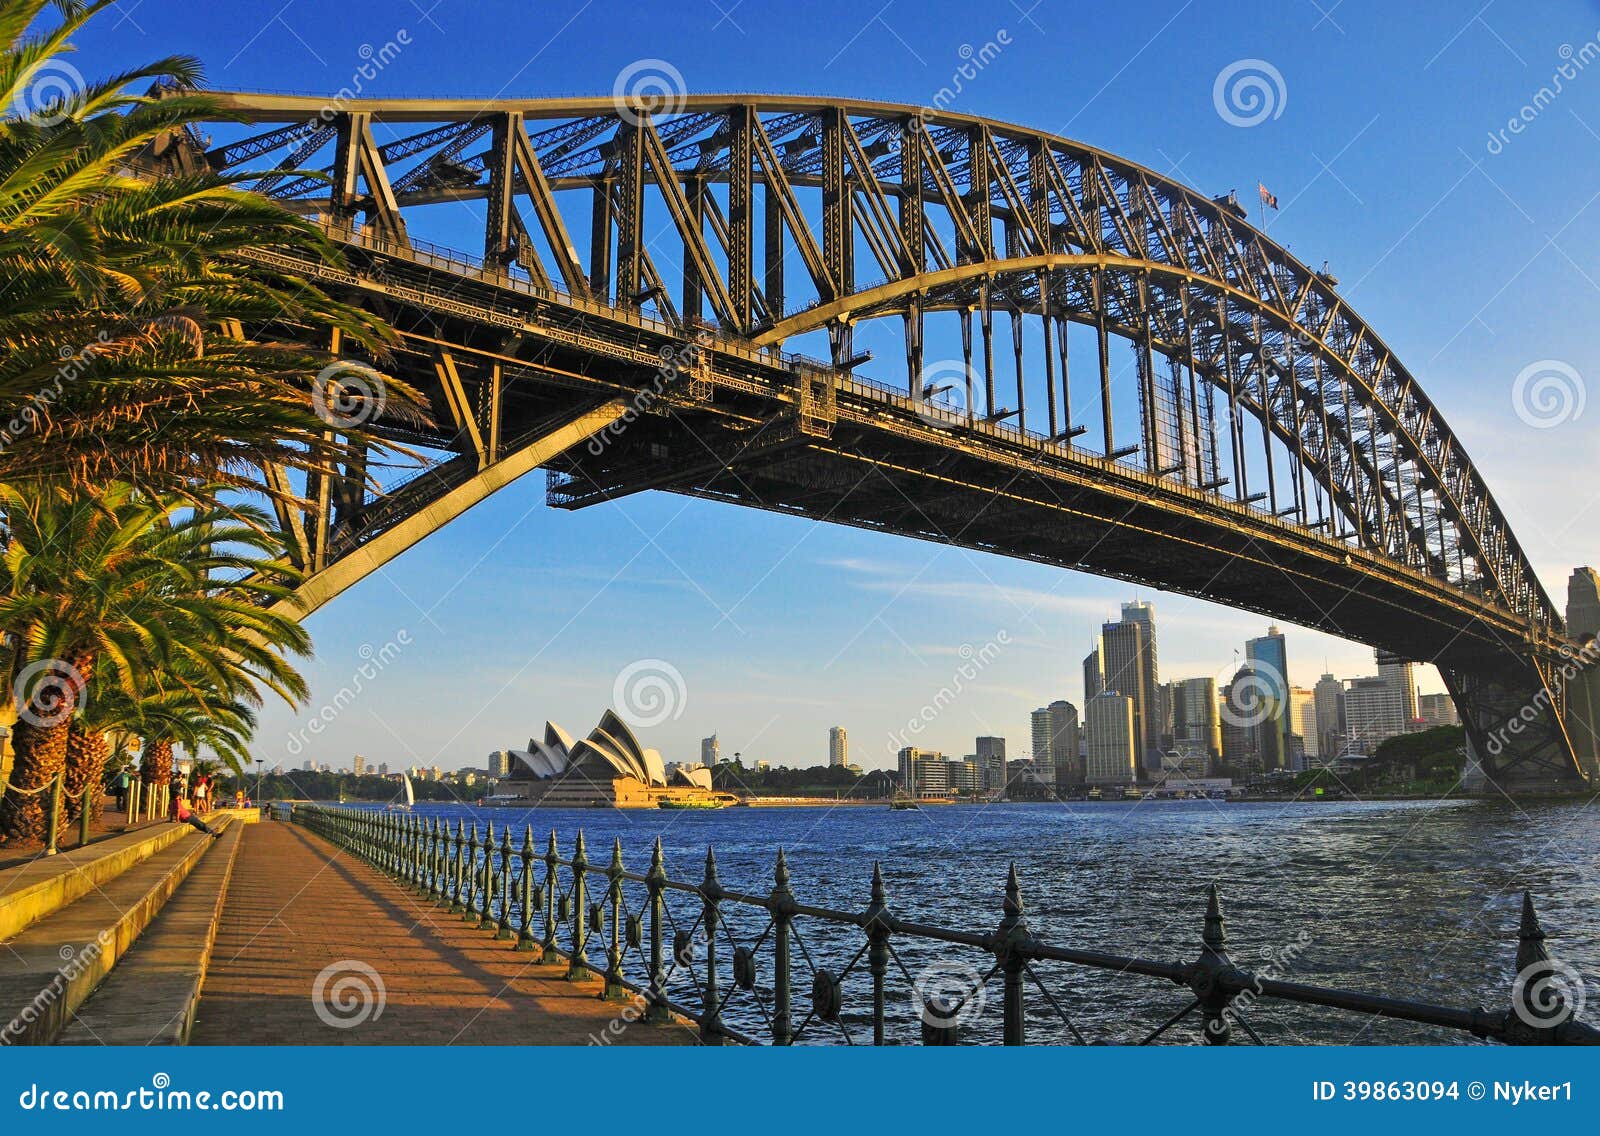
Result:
[0, 482, 309, 841]
[0, 0, 422, 494]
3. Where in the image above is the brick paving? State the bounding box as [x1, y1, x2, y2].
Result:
[191, 821, 698, 1045]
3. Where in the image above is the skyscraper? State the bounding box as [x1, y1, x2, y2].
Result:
[1085, 693, 1136, 785]
[828, 726, 848, 768]
[1289, 687, 1318, 767]
[1314, 673, 1346, 757]
[1376, 650, 1419, 726]
[1048, 700, 1081, 786]
[1030, 708, 1056, 784]
[1083, 645, 1103, 704]
[976, 736, 1007, 792]
[1099, 620, 1147, 772]
[1246, 626, 1290, 771]
[1120, 601, 1162, 766]
[352, 753, 366, 776]
[1416, 694, 1459, 728]
[1344, 676, 1406, 752]
[898, 747, 947, 796]
[1174, 676, 1222, 758]
[701, 735, 720, 765]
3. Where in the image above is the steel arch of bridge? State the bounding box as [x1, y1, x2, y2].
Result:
[167, 92, 1594, 790]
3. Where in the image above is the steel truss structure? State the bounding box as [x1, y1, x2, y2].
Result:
[153, 92, 1595, 791]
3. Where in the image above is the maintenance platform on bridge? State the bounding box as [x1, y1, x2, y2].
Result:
[188, 821, 697, 1045]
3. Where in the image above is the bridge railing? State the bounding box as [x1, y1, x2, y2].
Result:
[291, 803, 1598, 1046]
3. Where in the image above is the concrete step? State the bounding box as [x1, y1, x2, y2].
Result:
[57, 823, 244, 1046]
[0, 822, 193, 942]
[0, 817, 231, 1046]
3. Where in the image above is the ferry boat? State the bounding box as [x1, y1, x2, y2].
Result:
[658, 794, 737, 810]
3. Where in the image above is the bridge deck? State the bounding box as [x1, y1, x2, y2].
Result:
[191, 821, 697, 1045]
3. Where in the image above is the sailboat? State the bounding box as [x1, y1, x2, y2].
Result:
[388, 774, 415, 811]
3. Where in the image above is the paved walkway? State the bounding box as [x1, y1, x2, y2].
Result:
[191, 821, 698, 1045]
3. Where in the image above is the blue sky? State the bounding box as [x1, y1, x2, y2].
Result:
[75, 0, 1600, 773]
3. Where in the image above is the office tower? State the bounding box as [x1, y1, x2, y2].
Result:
[1314, 673, 1346, 757]
[897, 747, 947, 796]
[378, 762, 388, 777]
[487, 750, 510, 778]
[1154, 682, 1175, 750]
[828, 726, 848, 768]
[1083, 646, 1103, 703]
[1120, 602, 1162, 766]
[302, 759, 314, 772]
[1289, 687, 1318, 766]
[1099, 620, 1147, 770]
[1085, 693, 1137, 785]
[1048, 700, 1081, 786]
[1246, 626, 1290, 771]
[975, 735, 1007, 792]
[1030, 707, 1056, 784]
[946, 758, 982, 793]
[1566, 568, 1600, 780]
[1416, 693, 1460, 728]
[1376, 650, 1419, 728]
[352, 753, 366, 776]
[1175, 677, 1222, 757]
[1219, 666, 1257, 771]
[1344, 676, 1406, 752]
[701, 735, 720, 765]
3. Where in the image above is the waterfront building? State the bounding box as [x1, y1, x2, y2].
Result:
[486, 750, 511, 778]
[494, 712, 731, 807]
[828, 726, 848, 768]
[1344, 675, 1407, 752]
[1376, 650, 1420, 727]
[975, 735, 1007, 792]
[946, 757, 982, 794]
[1314, 673, 1346, 759]
[1048, 700, 1081, 786]
[1120, 601, 1163, 765]
[1030, 707, 1056, 784]
[1245, 626, 1290, 771]
[1417, 693, 1459, 728]
[897, 747, 948, 796]
[1290, 687, 1318, 767]
[1173, 677, 1222, 759]
[701, 735, 720, 766]
[1083, 645, 1103, 703]
[1085, 692, 1137, 785]
[1099, 620, 1147, 771]
[352, 753, 366, 776]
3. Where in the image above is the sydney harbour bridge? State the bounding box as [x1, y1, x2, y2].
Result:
[149, 92, 1595, 792]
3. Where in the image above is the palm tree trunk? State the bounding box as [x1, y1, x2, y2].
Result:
[63, 722, 110, 823]
[141, 738, 173, 788]
[0, 717, 71, 843]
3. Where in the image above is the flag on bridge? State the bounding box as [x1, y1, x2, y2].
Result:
[1258, 182, 1280, 210]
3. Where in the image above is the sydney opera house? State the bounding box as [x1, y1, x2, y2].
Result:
[491, 710, 729, 808]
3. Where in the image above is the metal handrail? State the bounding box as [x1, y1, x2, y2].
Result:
[291, 803, 1599, 1047]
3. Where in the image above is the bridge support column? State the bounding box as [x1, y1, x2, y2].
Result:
[1445, 656, 1592, 794]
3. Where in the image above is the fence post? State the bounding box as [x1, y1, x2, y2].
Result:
[644, 836, 668, 1022]
[44, 771, 63, 856]
[541, 830, 560, 963]
[496, 826, 515, 940]
[477, 821, 497, 929]
[865, 862, 891, 1045]
[602, 838, 626, 1000]
[1194, 883, 1237, 1045]
[771, 848, 795, 1045]
[700, 846, 723, 1043]
[996, 864, 1031, 1046]
[566, 832, 589, 980]
[517, 826, 537, 951]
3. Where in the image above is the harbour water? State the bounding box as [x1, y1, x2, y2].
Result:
[382, 797, 1600, 1044]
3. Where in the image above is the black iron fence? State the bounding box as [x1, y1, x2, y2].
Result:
[292, 804, 1598, 1046]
